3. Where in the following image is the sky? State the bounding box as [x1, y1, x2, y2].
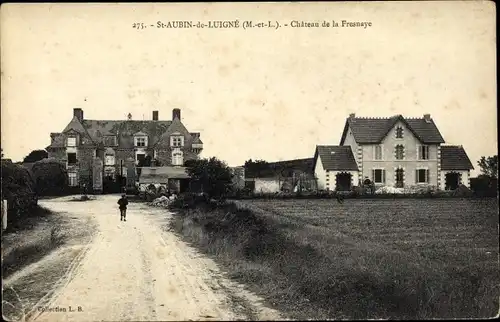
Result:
[1, 2, 497, 176]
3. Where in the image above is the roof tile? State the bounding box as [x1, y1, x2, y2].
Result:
[315, 145, 359, 171]
[440, 145, 474, 170]
[342, 115, 445, 144]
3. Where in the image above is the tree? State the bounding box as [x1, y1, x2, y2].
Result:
[478, 155, 498, 179]
[31, 158, 69, 196]
[23, 149, 48, 163]
[1, 160, 37, 226]
[185, 157, 234, 199]
[244, 159, 271, 177]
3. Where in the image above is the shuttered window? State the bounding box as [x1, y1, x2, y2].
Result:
[416, 169, 429, 183]
[418, 145, 429, 160]
[372, 169, 386, 184]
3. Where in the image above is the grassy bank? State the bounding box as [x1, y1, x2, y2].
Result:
[2, 204, 98, 320]
[168, 198, 499, 320]
[2, 205, 91, 279]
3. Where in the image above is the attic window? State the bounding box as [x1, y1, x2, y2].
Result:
[67, 137, 76, 147]
[135, 136, 147, 147]
[395, 127, 404, 139]
[171, 135, 184, 147]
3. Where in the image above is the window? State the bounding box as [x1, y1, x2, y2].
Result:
[395, 168, 404, 188]
[372, 169, 386, 184]
[418, 145, 429, 160]
[136, 153, 145, 165]
[416, 169, 429, 183]
[172, 149, 183, 166]
[395, 145, 404, 160]
[105, 155, 115, 166]
[171, 136, 184, 147]
[135, 137, 147, 147]
[374, 145, 383, 160]
[67, 153, 77, 165]
[395, 127, 404, 139]
[68, 172, 78, 187]
[67, 137, 76, 147]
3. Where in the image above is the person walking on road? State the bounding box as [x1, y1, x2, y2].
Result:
[117, 194, 129, 221]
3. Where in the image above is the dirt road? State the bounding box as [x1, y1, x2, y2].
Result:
[28, 195, 281, 321]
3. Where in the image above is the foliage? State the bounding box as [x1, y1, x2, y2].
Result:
[244, 159, 272, 177]
[478, 155, 498, 179]
[184, 157, 234, 199]
[22, 149, 48, 163]
[470, 175, 498, 197]
[1, 160, 38, 224]
[31, 158, 69, 196]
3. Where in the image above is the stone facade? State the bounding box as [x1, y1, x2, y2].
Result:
[46, 108, 203, 192]
[356, 120, 440, 189]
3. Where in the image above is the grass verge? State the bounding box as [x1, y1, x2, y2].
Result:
[2, 205, 97, 321]
[168, 199, 499, 320]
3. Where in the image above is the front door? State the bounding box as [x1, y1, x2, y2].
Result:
[396, 168, 404, 188]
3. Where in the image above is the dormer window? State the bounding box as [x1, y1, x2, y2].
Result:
[170, 135, 184, 147]
[67, 137, 77, 147]
[135, 136, 147, 147]
[395, 127, 404, 139]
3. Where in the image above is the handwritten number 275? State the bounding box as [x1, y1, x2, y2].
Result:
[133, 23, 145, 29]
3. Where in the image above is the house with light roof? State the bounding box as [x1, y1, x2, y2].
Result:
[313, 113, 474, 192]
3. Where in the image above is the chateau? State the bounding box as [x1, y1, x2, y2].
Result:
[46, 108, 203, 192]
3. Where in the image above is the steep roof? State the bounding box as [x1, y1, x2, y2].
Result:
[314, 145, 359, 171]
[440, 145, 474, 170]
[50, 113, 204, 150]
[192, 136, 203, 144]
[81, 120, 172, 148]
[340, 115, 445, 145]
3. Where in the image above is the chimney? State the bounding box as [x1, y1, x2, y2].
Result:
[172, 108, 181, 121]
[74, 108, 84, 122]
[152, 110, 159, 121]
[423, 113, 431, 123]
[349, 113, 356, 119]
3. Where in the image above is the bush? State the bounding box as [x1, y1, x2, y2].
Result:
[31, 158, 69, 196]
[470, 175, 498, 197]
[1, 160, 38, 225]
[184, 157, 234, 199]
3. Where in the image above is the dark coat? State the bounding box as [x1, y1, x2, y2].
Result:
[117, 197, 129, 210]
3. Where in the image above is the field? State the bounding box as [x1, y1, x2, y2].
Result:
[237, 198, 499, 318]
[237, 198, 498, 266]
[171, 196, 499, 320]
